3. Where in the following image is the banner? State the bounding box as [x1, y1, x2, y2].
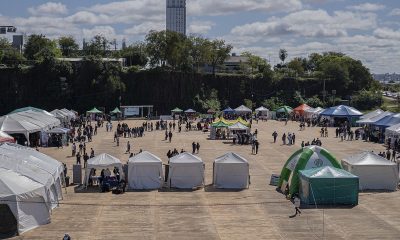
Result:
[124, 107, 139, 116]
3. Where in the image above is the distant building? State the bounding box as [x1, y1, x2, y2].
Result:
[166, 0, 186, 35]
[203, 53, 250, 73]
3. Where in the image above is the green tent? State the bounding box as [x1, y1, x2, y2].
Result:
[211, 121, 229, 128]
[87, 107, 102, 114]
[277, 146, 342, 196]
[299, 166, 359, 205]
[276, 106, 293, 114]
[110, 107, 121, 114]
[171, 107, 183, 113]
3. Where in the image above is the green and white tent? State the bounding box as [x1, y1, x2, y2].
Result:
[278, 146, 342, 196]
[87, 107, 102, 114]
[110, 107, 122, 114]
[299, 166, 359, 205]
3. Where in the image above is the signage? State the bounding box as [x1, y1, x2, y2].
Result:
[124, 107, 139, 116]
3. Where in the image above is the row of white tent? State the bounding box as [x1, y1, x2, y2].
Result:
[84, 152, 250, 190]
[0, 143, 64, 234]
[356, 109, 400, 139]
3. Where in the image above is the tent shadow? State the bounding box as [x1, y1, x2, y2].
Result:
[300, 204, 357, 210]
[73, 185, 101, 193]
[158, 186, 203, 192]
[204, 184, 246, 192]
[359, 189, 397, 194]
[125, 189, 158, 193]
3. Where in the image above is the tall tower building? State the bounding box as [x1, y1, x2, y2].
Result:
[166, 0, 186, 35]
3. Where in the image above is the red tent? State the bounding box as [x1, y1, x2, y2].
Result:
[293, 104, 311, 116]
[0, 131, 15, 143]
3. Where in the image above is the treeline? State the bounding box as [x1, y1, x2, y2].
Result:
[0, 31, 381, 115]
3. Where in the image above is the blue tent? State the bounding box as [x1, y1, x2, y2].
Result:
[372, 113, 400, 128]
[222, 107, 235, 113]
[320, 105, 362, 117]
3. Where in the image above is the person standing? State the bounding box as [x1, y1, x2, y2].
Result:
[90, 148, 95, 158]
[293, 194, 301, 216]
[126, 141, 131, 154]
[292, 133, 296, 145]
[272, 131, 278, 143]
[196, 142, 200, 154]
[72, 142, 76, 156]
[386, 149, 391, 160]
[392, 149, 396, 162]
[192, 142, 196, 154]
[252, 141, 256, 154]
[83, 152, 89, 168]
[76, 152, 81, 165]
[255, 140, 259, 154]
[282, 133, 286, 145]
[168, 131, 173, 142]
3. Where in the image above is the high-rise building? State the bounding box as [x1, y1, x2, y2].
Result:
[166, 0, 186, 35]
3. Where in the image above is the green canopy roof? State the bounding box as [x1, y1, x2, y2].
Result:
[110, 107, 121, 114]
[211, 121, 229, 128]
[276, 106, 293, 113]
[171, 107, 183, 112]
[87, 107, 102, 114]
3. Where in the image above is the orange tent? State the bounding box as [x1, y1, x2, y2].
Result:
[293, 104, 311, 116]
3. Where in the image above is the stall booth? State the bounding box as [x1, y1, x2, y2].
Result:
[359, 109, 384, 120]
[84, 153, 123, 187]
[110, 107, 122, 120]
[304, 107, 324, 120]
[128, 151, 164, 190]
[299, 166, 359, 205]
[255, 106, 269, 118]
[168, 152, 204, 189]
[342, 152, 399, 191]
[385, 123, 400, 144]
[357, 111, 392, 125]
[234, 105, 252, 116]
[319, 105, 363, 126]
[222, 107, 235, 118]
[210, 121, 229, 140]
[171, 107, 183, 119]
[213, 152, 249, 189]
[293, 104, 311, 117]
[0, 168, 51, 235]
[276, 106, 293, 119]
[184, 109, 197, 120]
[45, 127, 70, 147]
[86, 107, 103, 121]
[0, 115, 42, 146]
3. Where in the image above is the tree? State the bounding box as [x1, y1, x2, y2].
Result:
[0, 38, 25, 66]
[288, 58, 304, 76]
[241, 52, 269, 75]
[189, 36, 211, 73]
[262, 97, 283, 111]
[58, 36, 79, 57]
[208, 39, 232, 76]
[194, 88, 221, 111]
[24, 34, 61, 61]
[117, 42, 147, 67]
[84, 35, 110, 56]
[279, 49, 288, 64]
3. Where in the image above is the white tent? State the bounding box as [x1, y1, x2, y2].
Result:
[342, 152, 399, 191]
[304, 107, 324, 119]
[84, 153, 123, 186]
[0, 115, 42, 143]
[128, 151, 164, 189]
[386, 123, 400, 139]
[14, 110, 60, 129]
[359, 109, 384, 120]
[213, 152, 249, 189]
[168, 152, 204, 189]
[357, 111, 392, 125]
[234, 105, 252, 114]
[0, 168, 51, 234]
[255, 106, 269, 116]
[228, 122, 249, 131]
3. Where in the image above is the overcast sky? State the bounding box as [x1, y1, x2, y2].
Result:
[1, 0, 399, 73]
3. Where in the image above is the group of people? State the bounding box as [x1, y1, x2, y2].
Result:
[281, 132, 296, 145]
[72, 142, 95, 168]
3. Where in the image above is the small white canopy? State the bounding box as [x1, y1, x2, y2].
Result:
[168, 152, 204, 189]
[0, 168, 51, 234]
[235, 105, 252, 114]
[128, 151, 164, 189]
[342, 152, 399, 190]
[304, 107, 324, 119]
[228, 122, 249, 131]
[213, 152, 249, 189]
[386, 123, 400, 138]
[84, 153, 123, 186]
[360, 109, 384, 120]
[255, 106, 269, 116]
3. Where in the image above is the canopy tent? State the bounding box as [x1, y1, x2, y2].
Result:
[168, 152, 204, 189]
[359, 109, 384, 120]
[213, 152, 249, 189]
[277, 146, 342, 196]
[320, 105, 362, 117]
[0, 168, 51, 234]
[293, 104, 311, 116]
[171, 107, 183, 113]
[385, 123, 400, 139]
[86, 107, 102, 114]
[84, 153, 123, 186]
[372, 113, 400, 128]
[228, 122, 249, 131]
[234, 105, 252, 114]
[222, 107, 235, 114]
[342, 152, 399, 190]
[0, 115, 42, 144]
[255, 106, 269, 116]
[110, 107, 122, 114]
[211, 121, 229, 128]
[14, 110, 60, 129]
[356, 111, 392, 125]
[60, 109, 76, 119]
[184, 108, 196, 114]
[299, 166, 359, 205]
[128, 151, 164, 190]
[9, 106, 54, 117]
[304, 107, 324, 119]
[50, 109, 69, 122]
[0, 131, 15, 143]
[276, 106, 293, 118]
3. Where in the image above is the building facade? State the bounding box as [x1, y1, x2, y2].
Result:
[166, 0, 186, 35]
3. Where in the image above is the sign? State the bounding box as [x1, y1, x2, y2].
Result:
[124, 107, 139, 116]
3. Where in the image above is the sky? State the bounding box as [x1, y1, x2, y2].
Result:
[0, 0, 399, 73]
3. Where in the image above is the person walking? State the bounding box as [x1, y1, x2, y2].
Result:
[293, 194, 301, 216]
[196, 142, 200, 154]
[83, 152, 89, 168]
[126, 141, 131, 154]
[192, 142, 196, 154]
[72, 142, 76, 156]
[255, 140, 259, 154]
[252, 141, 256, 154]
[76, 152, 81, 165]
[168, 131, 173, 142]
[272, 131, 278, 143]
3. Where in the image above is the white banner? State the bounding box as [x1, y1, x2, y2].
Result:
[124, 107, 140, 116]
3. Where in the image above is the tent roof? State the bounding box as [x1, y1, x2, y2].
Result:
[214, 152, 248, 164]
[360, 109, 384, 120]
[110, 107, 121, 114]
[305, 107, 324, 114]
[9, 106, 53, 117]
[234, 105, 252, 113]
[87, 107, 102, 114]
[276, 106, 293, 113]
[222, 107, 235, 113]
[211, 121, 229, 128]
[15, 110, 60, 128]
[386, 122, 400, 133]
[46, 127, 70, 134]
[300, 166, 357, 178]
[87, 153, 121, 168]
[357, 111, 392, 124]
[171, 107, 183, 112]
[184, 108, 196, 113]
[228, 122, 249, 130]
[170, 152, 203, 163]
[293, 104, 311, 111]
[0, 115, 42, 133]
[342, 152, 396, 166]
[320, 105, 362, 117]
[0, 168, 45, 197]
[373, 113, 400, 127]
[129, 151, 162, 164]
[255, 106, 269, 112]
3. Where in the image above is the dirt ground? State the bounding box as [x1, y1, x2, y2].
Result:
[12, 119, 400, 240]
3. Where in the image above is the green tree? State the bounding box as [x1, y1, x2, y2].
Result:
[288, 58, 304, 76]
[241, 52, 269, 76]
[208, 39, 233, 76]
[305, 95, 324, 108]
[189, 36, 211, 73]
[84, 35, 110, 56]
[262, 97, 283, 111]
[117, 42, 148, 67]
[194, 88, 221, 111]
[279, 49, 288, 64]
[58, 36, 79, 57]
[24, 34, 61, 61]
[0, 38, 25, 66]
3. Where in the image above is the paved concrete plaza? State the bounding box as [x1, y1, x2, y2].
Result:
[12, 120, 400, 239]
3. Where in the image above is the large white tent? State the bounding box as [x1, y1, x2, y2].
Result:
[84, 153, 123, 186]
[342, 152, 399, 191]
[386, 123, 400, 140]
[14, 110, 60, 129]
[234, 105, 252, 115]
[255, 106, 269, 116]
[168, 152, 204, 189]
[213, 152, 249, 189]
[228, 122, 249, 132]
[0, 168, 51, 234]
[357, 111, 392, 125]
[0, 115, 42, 144]
[128, 151, 164, 190]
[359, 109, 384, 120]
